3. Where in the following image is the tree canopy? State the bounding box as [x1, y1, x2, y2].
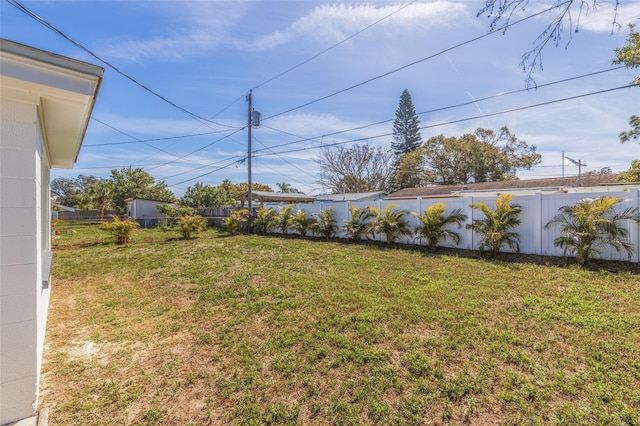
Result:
[317, 143, 393, 194]
[391, 90, 422, 156]
[180, 179, 273, 208]
[423, 127, 541, 185]
[109, 168, 175, 213]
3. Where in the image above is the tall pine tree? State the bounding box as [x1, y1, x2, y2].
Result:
[391, 89, 422, 155]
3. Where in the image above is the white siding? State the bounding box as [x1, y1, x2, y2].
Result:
[0, 99, 40, 423]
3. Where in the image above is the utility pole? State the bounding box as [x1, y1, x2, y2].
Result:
[247, 90, 253, 230]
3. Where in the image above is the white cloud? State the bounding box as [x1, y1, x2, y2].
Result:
[248, 1, 472, 51]
[96, 1, 248, 62]
[98, 1, 474, 61]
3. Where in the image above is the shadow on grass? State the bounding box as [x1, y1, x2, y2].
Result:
[253, 232, 640, 275]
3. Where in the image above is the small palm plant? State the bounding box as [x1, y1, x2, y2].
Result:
[412, 202, 467, 250]
[252, 206, 278, 235]
[544, 196, 640, 264]
[177, 214, 207, 239]
[102, 216, 139, 244]
[369, 204, 412, 244]
[467, 194, 522, 257]
[343, 203, 376, 241]
[224, 208, 248, 235]
[310, 208, 337, 239]
[291, 209, 316, 237]
[277, 204, 295, 234]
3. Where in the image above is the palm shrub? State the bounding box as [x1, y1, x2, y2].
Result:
[102, 216, 140, 244]
[277, 205, 295, 234]
[544, 195, 640, 264]
[225, 208, 248, 235]
[252, 206, 278, 235]
[369, 204, 412, 244]
[310, 208, 337, 239]
[412, 202, 467, 250]
[291, 209, 316, 237]
[467, 194, 522, 257]
[177, 214, 207, 239]
[343, 203, 375, 240]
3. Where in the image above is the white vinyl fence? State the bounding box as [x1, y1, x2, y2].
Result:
[280, 189, 640, 263]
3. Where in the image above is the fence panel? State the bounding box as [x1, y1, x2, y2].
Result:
[286, 189, 640, 262]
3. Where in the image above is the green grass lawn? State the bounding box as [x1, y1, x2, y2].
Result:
[42, 222, 640, 425]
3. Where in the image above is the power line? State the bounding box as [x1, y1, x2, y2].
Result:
[252, 0, 417, 90]
[254, 84, 637, 159]
[261, 2, 571, 122]
[6, 0, 241, 130]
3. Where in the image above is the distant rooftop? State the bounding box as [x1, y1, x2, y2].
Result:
[388, 174, 631, 199]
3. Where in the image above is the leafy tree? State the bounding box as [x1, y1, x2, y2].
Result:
[291, 210, 316, 237]
[613, 24, 640, 85]
[617, 160, 640, 183]
[109, 168, 175, 213]
[318, 143, 393, 193]
[613, 24, 640, 144]
[310, 208, 337, 239]
[391, 89, 422, 155]
[87, 178, 113, 219]
[545, 196, 640, 264]
[391, 146, 434, 191]
[51, 174, 101, 208]
[479, 1, 624, 88]
[369, 204, 412, 244]
[423, 127, 540, 184]
[51, 177, 79, 206]
[343, 203, 376, 241]
[276, 182, 301, 193]
[180, 182, 221, 207]
[619, 115, 640, 144]
[412, 202, 467, 250]
[467, 194, 522, 257]
[277, 205, 295, 234]
[252, 206, 278, 235]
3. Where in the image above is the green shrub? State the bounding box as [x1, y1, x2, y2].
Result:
[252, 206, 279, 235]
[369, 204, 411, 244]
[224, 208, 248, 235]
[545, 195, 640, 264]
[467, 194, 522, 257]
[101, 216, 140, 244]
[412, 202, 467, 250]
[311, 208, 337, 239]
[343, 203, 375, 240]
[176, 214, 207, 239]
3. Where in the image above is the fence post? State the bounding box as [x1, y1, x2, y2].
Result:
[536, 191, 543, 256]
[469, 196, 474, 250]
[634, 188, 640, 263]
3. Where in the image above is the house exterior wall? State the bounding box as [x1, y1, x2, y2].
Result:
[0, 98, 50, 424]
[127, 199, 170, 226]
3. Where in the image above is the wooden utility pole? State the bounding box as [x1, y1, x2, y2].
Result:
[247, 90, 253, 230]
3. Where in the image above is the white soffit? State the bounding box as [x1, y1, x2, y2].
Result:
[0, 39, 103, 168]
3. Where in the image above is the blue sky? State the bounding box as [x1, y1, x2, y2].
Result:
[2, 0, 639, 196]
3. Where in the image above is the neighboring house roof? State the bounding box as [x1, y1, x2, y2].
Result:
[315, 191, 386, 202]
[53, 203, 76, 212]
[0, 39, 103, 168]
[248, 191, 316, 203]
[125, 197, 174, 203]
[388, 174, 627, 199]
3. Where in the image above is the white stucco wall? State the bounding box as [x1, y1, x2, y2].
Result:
[0, 98, 49, 424]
